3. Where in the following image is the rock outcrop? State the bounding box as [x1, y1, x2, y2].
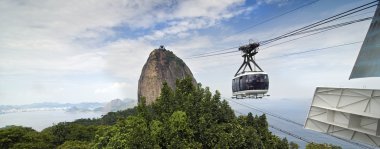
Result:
[138, 46, 196, 105]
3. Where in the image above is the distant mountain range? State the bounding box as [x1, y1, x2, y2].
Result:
[0, 99, 137, 114]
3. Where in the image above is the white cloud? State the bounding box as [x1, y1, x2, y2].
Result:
[0, 0, 256, 104]
[100, 39, 154, 80]
[141, 0, 254, 40]
[94, 82, 130, 94]
[0, 0, 254, 76]
[2, 0, 375, 105]
[0, 51, 106, 76]
[93, 82, 135, 101]
[258, 0, 289, 7]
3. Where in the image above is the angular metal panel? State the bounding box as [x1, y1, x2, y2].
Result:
[352, 132, 374, 146]
[317, 94, 340, 107]
[309, 107, 328, 118]
[330, 125, 354, 139]
[306, 119, 329, 132]
[350, 4, 380, 79]
[373, 90, 380, 97]
[338, 96, 368, 109]
[369, 97, 380, 114]
[316, 87, 340, 94]
[313, 96, 330, 108]
[342, 89, 368, 97]
[340, 99, 369, 114]
[305, 87, 380, 147]
[318, 88, 342, 95]
[334, 112, 349, 126]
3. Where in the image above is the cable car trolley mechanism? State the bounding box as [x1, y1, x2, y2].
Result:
[232, 42, 269, 99]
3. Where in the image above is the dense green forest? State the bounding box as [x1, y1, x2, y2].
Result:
[0, 77, 341, 149]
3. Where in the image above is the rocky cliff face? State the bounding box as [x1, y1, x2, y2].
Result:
[138, 46, 196, 105]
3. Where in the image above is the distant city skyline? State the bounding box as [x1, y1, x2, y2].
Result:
[1, 0, 380, 105]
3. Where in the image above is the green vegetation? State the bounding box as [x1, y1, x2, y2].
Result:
[72, 108, 137, 126]
[0, 126, 53, 149]
[0, 77, 340, 148]
[306, 143, 342, 149]
[90, 77, 290, 148]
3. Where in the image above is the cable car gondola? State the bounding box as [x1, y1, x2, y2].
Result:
[232, 42, 269, 99]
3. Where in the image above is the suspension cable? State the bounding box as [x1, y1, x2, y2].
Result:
[223, 0, 320, 40]
[186, 16, 372, 59]
[260, 0, 378, 45]
[233, 110, 312, 143]
[226, 98, 374, 149]
[226, 98, 304, 127]
[187, 16, 371, 59]
[185, 0, 378, 59]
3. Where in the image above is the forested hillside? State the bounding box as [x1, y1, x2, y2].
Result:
[0, 77, 340, 149]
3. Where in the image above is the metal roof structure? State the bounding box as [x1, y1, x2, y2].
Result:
[305, 87, 380, 147]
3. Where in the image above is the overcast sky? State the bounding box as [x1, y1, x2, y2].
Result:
[1, 0, 379, 105]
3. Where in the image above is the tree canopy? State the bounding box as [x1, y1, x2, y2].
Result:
[91, 77, 290, 148]
[0, 77, 340, 148]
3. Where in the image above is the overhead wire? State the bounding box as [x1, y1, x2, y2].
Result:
[226, 98, 304, 127]
[185, 0, 378, 59]
[226, 98, 374, 149]
[259, 17, 372, 50]
[258, 41, 363, 61]
[187, 46, 240, 59]
[255, 10, 375, 50]
[233, 109, 312, 143]
[274, 17, 372, 36]
[186, 0, 320, 58]
[330, 135, 376, 149]
[187, 16, 371, 59]
[186, 17, 372, 59]
[187, 40, 364, 63]
[337, 10, 375, 20]
[186, 49, 240, 59]
[259, 16, 373, 48]
[223, 0, 320, 40]
[260, 0, 378, 45]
